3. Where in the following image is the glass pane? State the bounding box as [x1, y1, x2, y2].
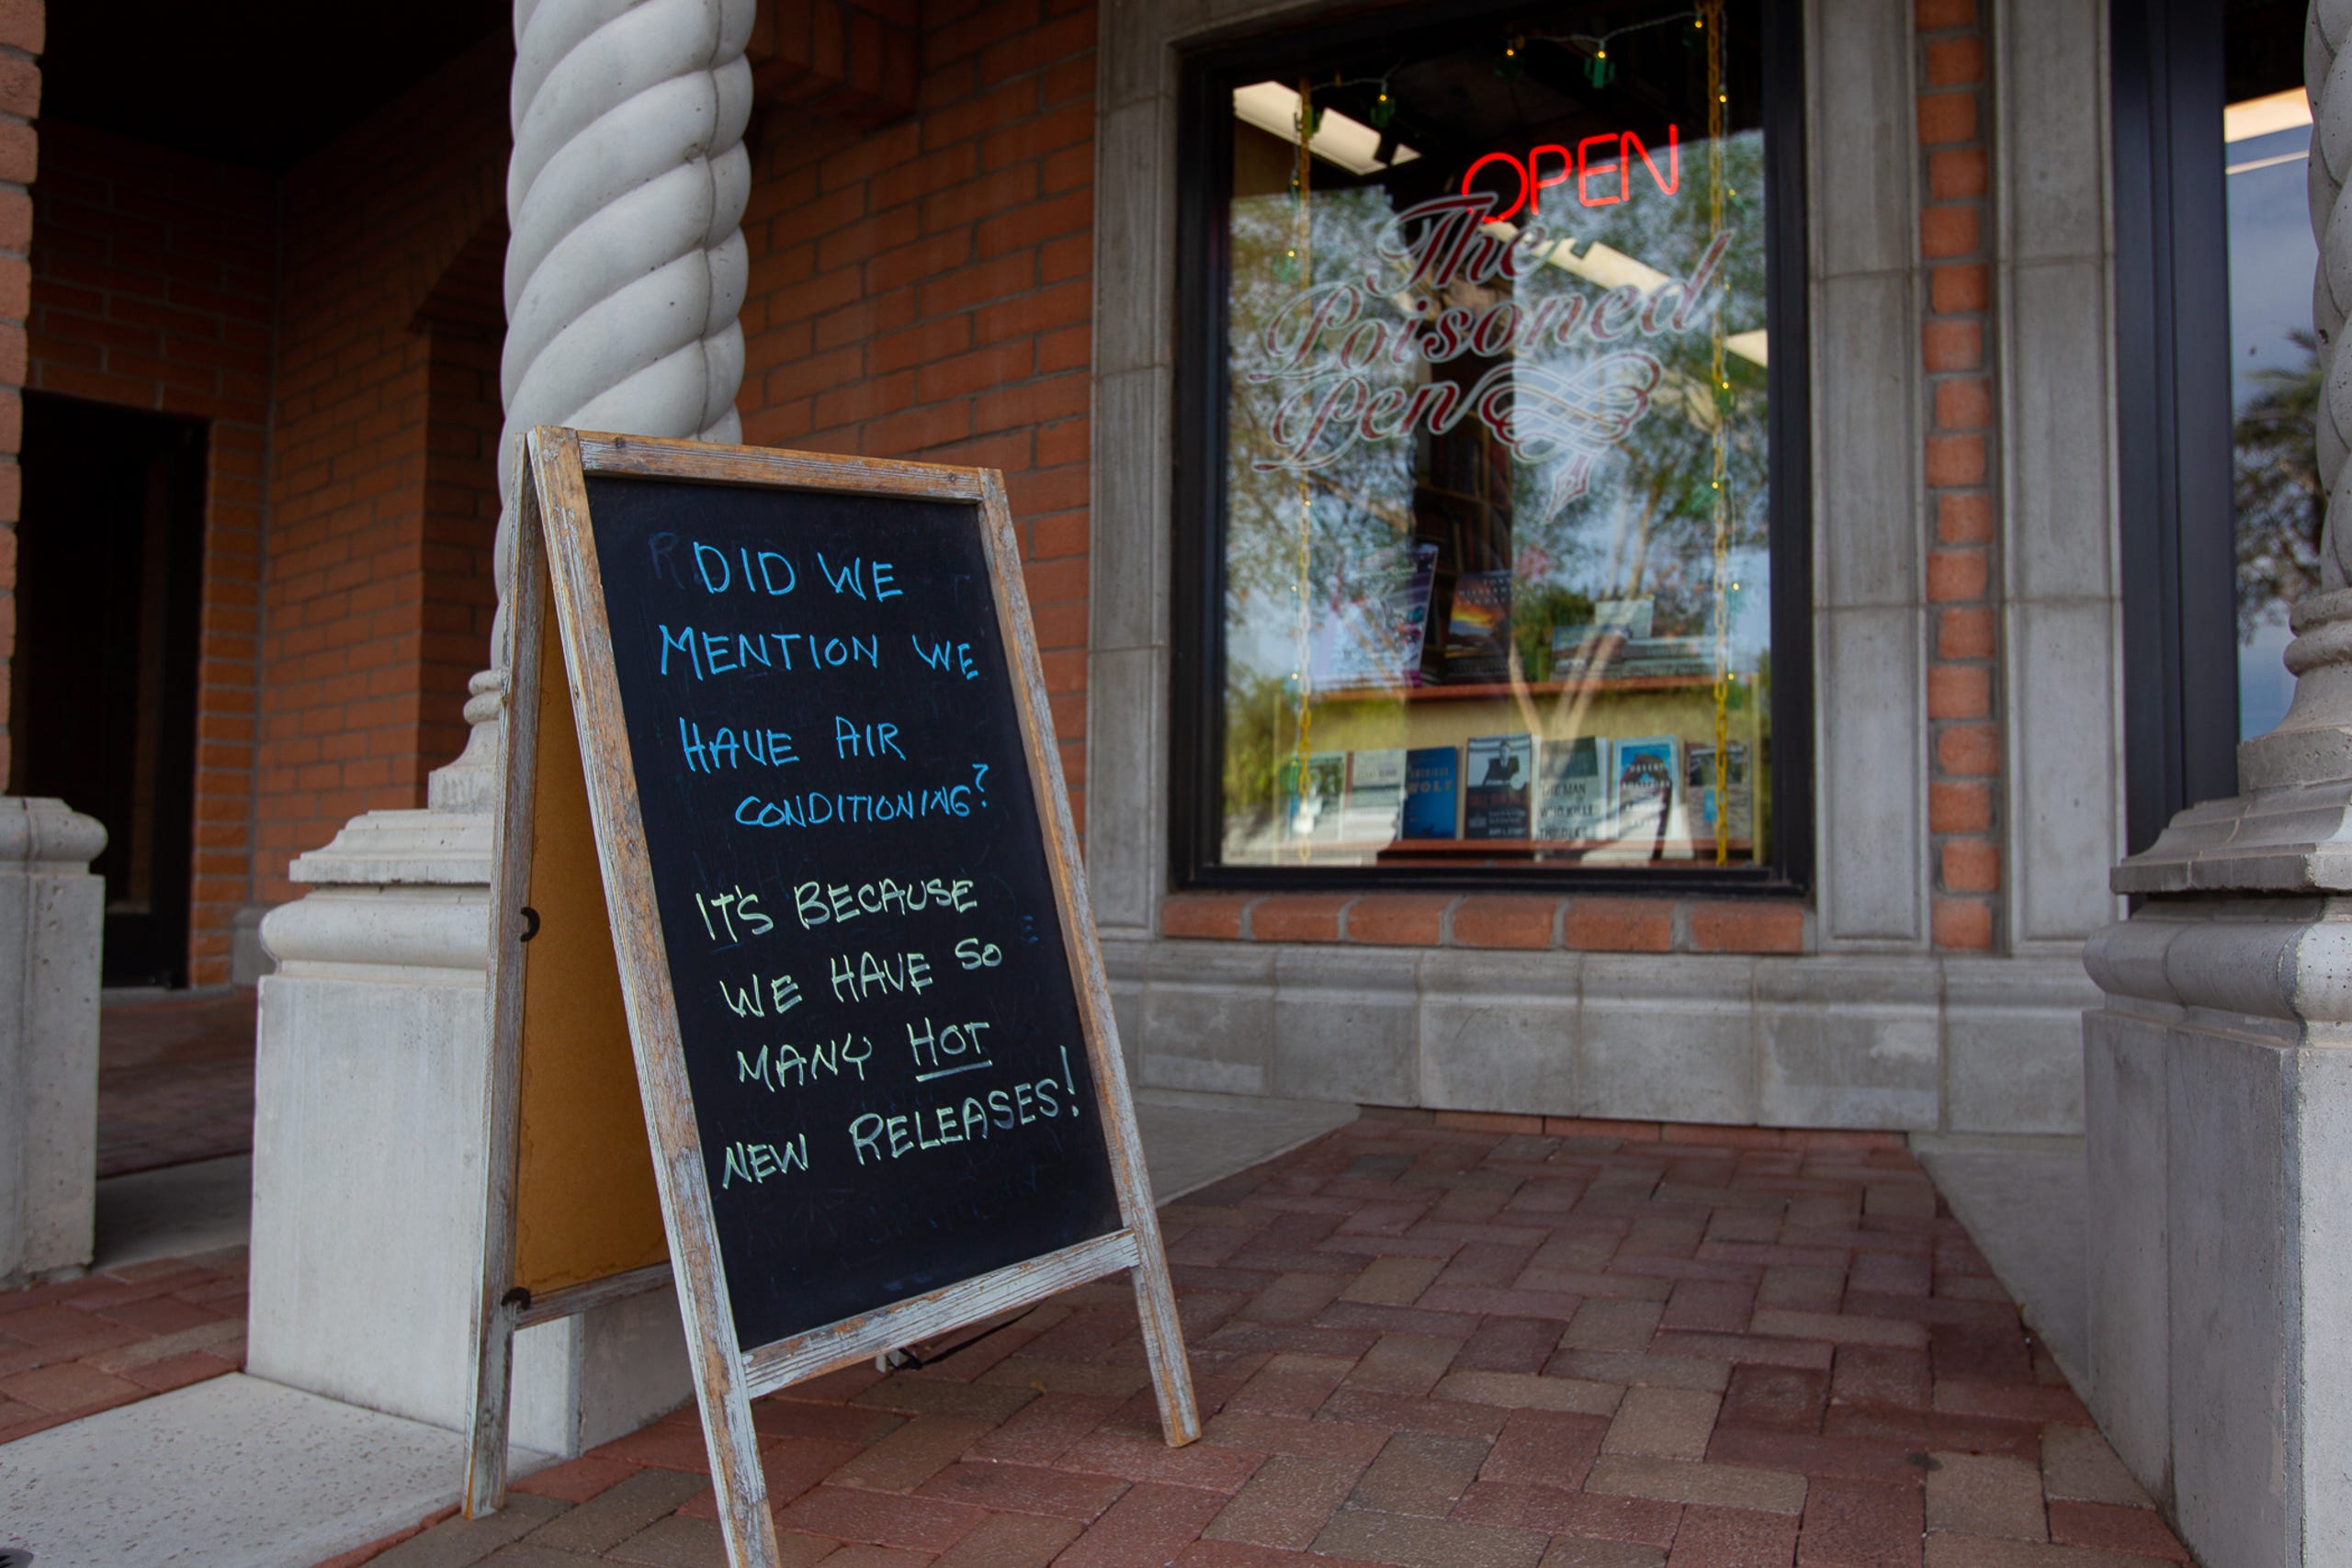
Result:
[1212, 3, 1772, 872]
[2227, 12, 2319, 739]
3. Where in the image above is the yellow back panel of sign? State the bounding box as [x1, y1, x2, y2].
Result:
[513, 590, 668, 1296]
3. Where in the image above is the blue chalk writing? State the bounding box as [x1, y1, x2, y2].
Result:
[658, 626, 879, 679]
[816, 554, 900, 601]
[732, 784, 973, 829]
[679, 718, 798, 772]
[911, 637, 978, 681]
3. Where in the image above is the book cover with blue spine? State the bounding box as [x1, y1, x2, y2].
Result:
[1401, 745, 1460, 839]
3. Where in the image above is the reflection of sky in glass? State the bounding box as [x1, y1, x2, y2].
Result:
[2230, 118, 2315, 739]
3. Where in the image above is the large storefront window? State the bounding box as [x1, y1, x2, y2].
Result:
[1180, 2, 1798, 885]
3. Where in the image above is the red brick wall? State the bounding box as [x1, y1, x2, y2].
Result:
[0, 0, 38, 795]
[737, 0, 1096, 824]
[1917, 0, 2000, 952]
[27, 121, 275, 986]
[254, 40, 506, 902]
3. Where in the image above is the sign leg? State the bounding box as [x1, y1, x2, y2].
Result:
[463, 1294, 518, 1515]
[1128, 1227, 1200, 1446]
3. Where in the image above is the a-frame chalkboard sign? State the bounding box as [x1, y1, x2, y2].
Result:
[463, 427, 1197, 1566]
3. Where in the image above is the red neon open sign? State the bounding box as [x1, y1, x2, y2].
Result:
[1460, 127, 1680, 221]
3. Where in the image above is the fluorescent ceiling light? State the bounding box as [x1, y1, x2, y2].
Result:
[1234, 82, 1419, 175]
[2226, 87, 2312, 143]
[1546, 238, 1669, 293]
[1481, 220, 1767, 367]
[2227, 148, 2307, 175]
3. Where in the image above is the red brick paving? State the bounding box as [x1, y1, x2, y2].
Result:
[0, 1247, 246, 1442]
[330, 1116, 2185, 1567]
[97, 989, 257, 1178]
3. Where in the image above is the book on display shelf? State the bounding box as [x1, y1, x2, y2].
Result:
[1686, 741, 1753, 841]
[1340, 748, 1408, 841]
[1442, 570, 1513, 684]
[1284, 751, 1346, 841]
[1311, 539, 1440, 691]
[1534, 735, 1611, 842]
[1610, 736, 1680, 843]
[1400, 745, 1461, 840]
[1463, 732, 1533, 840]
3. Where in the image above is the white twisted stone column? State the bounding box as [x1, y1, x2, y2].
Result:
[250, 0, 754, 1462]
[434, 0, 756, 810]
[2237, 0, 2352, 788]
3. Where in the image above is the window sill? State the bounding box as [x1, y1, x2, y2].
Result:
[1157, 891, 1807, 953]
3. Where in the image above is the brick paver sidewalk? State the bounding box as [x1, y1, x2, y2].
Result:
[98, 989, 258, 1178]
[0, 1247, 247, 1442]
[336, 1115, 2185, 1568]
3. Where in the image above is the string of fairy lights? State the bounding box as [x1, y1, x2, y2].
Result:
[1288, 78, 1317, 863]
[1277, 11, 1740, 863]
[1702, 0, 1732, 864]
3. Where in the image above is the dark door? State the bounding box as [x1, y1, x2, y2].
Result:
[7, 394, 208, 987]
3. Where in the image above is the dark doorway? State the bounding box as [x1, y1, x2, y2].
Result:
[7, 394, 209, 987]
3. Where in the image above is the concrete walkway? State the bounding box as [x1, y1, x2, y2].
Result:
[1134, 1088, 1361, 1201]
[0, 1375, 550, 1568]
[1909, 1134, 2089, 1392]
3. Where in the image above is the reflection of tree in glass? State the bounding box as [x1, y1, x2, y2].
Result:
[1216, 128, 1777, 832]
[1222, 665, 1294, 844]
[1224, 186, 1418, 665]
[1510, 130, 1770, 644]
[2234, 330, 2323, 642]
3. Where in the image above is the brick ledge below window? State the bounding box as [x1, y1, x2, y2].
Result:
[1159, 892, 1806, 954]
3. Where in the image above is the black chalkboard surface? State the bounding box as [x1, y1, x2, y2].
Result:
[581, 473, 1121, 1347]
[480, 429, 1196, 1568]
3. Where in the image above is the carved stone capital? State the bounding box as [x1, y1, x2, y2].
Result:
[0, 796, 107, 872]
[2086, 896, 2352, 1022]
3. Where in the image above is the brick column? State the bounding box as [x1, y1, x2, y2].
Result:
[0, 0, 36, 773]
[1917, 0, 2001, 953]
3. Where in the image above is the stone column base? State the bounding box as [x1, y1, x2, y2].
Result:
[2084, 900, 2352, 1568]
[250, 808, 690, 1455]
[0, 796, 106, 1285]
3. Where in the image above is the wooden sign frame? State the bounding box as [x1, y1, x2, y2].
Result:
[464, 427, 1197, 1567]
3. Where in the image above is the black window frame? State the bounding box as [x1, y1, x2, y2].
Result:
[2112, 0, 2241, 852]
[1169, 0, 1815, 896]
